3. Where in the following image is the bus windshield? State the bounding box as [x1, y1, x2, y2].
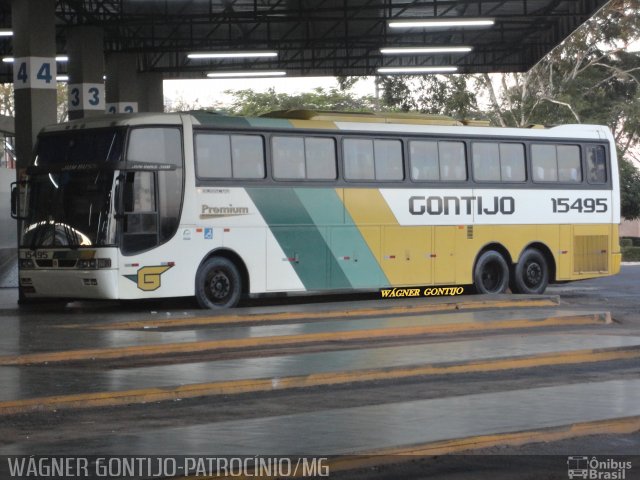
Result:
[20, 129, 125, 248]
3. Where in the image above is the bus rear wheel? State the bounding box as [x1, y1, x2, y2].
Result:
[473, 251, 509, 294]
[195, 257, 242, 309]
[512, 248, 548, 294]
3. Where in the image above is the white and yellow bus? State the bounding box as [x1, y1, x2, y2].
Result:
[12, 110, 621, 308]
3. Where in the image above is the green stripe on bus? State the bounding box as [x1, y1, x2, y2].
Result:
[246, 117, 294, 129]
[190, 112, 253, 127]
[246, 188, 350, 290]
[294, 188, 388, 288]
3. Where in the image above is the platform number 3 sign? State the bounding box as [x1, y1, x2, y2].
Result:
[13, 57, 57, 90]
[68, 83, 105, 111]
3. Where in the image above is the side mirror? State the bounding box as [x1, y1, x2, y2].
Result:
[113, 174, 125, 220]
[10, 182, 22, 220]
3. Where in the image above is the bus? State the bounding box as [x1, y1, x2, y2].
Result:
[11, 110, 621, 308]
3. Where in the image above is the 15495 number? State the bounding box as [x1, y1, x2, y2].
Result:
[551, 198, 607, 213]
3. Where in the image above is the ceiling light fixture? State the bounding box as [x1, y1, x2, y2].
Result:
[388, 18, 495, 29]
[380, 46, 472, 55]
[2, 55, 69, 63]
[189, 51, 278, 59]
[207, 70, 287, 78]
[0, 30, 13, 37]
[377, 66, 458, 74]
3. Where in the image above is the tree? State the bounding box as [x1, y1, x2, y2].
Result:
[0, 83, 14, 117]
[56, 83, 68, 122]
[0, 82, 69, 123]
[476, 2, 640, 141]
[620, 157, 640, 220]
[225, 86, 378, 116]
[165, 95, 218, 113]
[379, 75, 480, 119]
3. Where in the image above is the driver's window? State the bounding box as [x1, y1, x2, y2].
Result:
[122, 171, 159, 253]
[124, 171, 156, 213]
[127, 127, 184, 246]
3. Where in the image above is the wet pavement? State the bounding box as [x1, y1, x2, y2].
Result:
[0, 332, 638, 402]
[0, 307, 602, 357]
[0, 266, 639, 475]
[3, 379, 640, 455]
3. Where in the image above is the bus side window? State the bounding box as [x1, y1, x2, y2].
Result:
[472, 142, 500, 182]
[587, 145, 607, 184]
[557, 145, 581, 183]
[344, 138, 375, 180]
[499, 143, 526, 182]
[374, 139, 403, 180]
[231, 135, 265, 179]
[305, 137, 337, 180]
[409, 140, 439, 181]
[439, 141, 466, 181]
[272, 136, 305, 179]
[532, 144, 558, 182]
[344, 138, 402, 181]
[195, 133, 232, 178]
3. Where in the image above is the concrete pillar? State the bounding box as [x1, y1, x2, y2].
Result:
[138, 72, 164, 113]
[67, 26, 105, 120]
[106, 53, 164, 113]
[10, 0, 57, 301]
[11, 0, 57, 170]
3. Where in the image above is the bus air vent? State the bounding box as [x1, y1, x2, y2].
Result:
[573, 235, 608, 273]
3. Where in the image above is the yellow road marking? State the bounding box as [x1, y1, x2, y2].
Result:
[0, 312, 608, 366]
[326, 416, 640, 476]
[171, 416, 640, 479]
[60, 297, 560, 330]
[0, 344, 635, 416]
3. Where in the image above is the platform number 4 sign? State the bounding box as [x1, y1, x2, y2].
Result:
[13, 57, 57, 90]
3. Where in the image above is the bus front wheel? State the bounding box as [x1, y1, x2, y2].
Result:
[512, 249, 548, 294]
[195, 257, 242, 309]
[473, 251, 509, 294]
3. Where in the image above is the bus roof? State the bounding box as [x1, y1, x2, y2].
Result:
[41, 110, 611, 142]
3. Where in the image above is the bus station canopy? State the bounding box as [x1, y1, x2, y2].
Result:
[0, 0, 609, 81]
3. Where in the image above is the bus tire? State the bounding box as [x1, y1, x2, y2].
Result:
[512, 248, 548, 294]
[195, 257, 242, 309]
[473, 250, 509, 294]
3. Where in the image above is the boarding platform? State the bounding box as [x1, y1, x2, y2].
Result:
[0, 291, 639, 475]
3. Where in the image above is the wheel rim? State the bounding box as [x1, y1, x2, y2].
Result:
[206, 269, 232, 304]
[481, 260, 503, 292]
[523, 260, 543, 288]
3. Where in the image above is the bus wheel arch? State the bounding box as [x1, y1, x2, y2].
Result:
[473, 244, 511, 295]
[195, 249, 249, 309]
[512, 243, 554, 294]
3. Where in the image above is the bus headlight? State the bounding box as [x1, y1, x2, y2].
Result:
[77, 259, 97, 269]
[97, 258, 112, 269]
[77, 258, 112, 269]
[19, 259, 35, 269]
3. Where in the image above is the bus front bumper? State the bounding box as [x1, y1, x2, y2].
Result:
[19, 269, 119, 300]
